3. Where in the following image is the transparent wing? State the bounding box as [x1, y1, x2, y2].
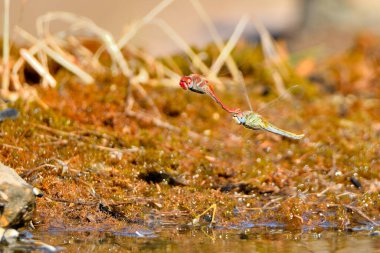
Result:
[254, 85, 305, 138]
[233, 73, 305, 139]
[257, 85, 304, 113]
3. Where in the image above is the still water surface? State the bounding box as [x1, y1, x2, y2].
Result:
[30, 226, 380, 253]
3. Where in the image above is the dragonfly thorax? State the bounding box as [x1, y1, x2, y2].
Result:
[233, 111, 253, 125]
[233, 114, 245, 124]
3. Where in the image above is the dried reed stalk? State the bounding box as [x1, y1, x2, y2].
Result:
[208, 15, 249, 81]
[190, 0, 242, 85]
[1, 0, 10, 94]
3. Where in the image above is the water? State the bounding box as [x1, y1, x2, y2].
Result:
[27, 226, 380, 253]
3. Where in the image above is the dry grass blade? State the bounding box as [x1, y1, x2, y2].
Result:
[128, 45, 181, 86]
[117, 0, 174, 48]
[254, 19, 281, 63]
[1, 0, 10, 95]
[272, 71, 289, 99]
[344, 204, 380, 226]
[42, 42, 95, 84]
[12, 57, 27, 91]
[20, 48, 57, 87]
[15, 26, 94, 85]
[237, 70, 253, 111]
[208, 15, 249, 81]
[126, 68, 161, 117]
[37, 12, 132, 78]
[190, 0, 241, 85]
[125, 110, 205, 140]
[153, 19, 211, 76]
[253, 18, 290, 99]
[67, 36, 105, 74]
[1, 143, 24, 151]
[33, 123, 139, 154]
[328, 204, 380, 227]
[36, 13, 160, 117]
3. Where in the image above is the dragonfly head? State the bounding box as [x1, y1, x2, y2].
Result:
[233, 113, 246, 125]
[179, 76, 192, 90]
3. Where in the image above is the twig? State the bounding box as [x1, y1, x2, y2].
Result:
[23, 163, 57, 177]
[33, 123, 85, 138]
[38, 139, 68, 147]
[157, 210, 190, 217]
[261, 197, 283, 209]
[48, 197, 97, 206]
[316, 186, 331, 198]
[34, 123, 139, 154]
[0, 143, 24, 151]
[90, 144, 139, 153]
[125, 110, 205, 140]
[191, 203, 217, 226]
[336, 192, 357, 198]
[73, 128, 122, 141]
[328, 203, 379, 226]
[1, 0, 10, 94]
[343, 204, 379, 226]
[133, 82, 161, 117]
[74, 177, 97, 197]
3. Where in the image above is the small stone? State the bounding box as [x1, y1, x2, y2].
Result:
[0, 162, 36, 228]
[0, 108, 19, 122]
[86, 214, 96, 223]
[0, 227, 5, 241]
[3, 228, 19, 244]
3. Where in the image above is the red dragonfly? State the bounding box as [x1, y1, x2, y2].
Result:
[179, 74, 240, 114]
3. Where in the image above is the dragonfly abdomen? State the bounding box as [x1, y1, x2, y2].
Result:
[239, 111, 304, 140]
[263, 122, 304, 140]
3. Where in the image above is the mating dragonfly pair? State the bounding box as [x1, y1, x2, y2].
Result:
[179, 74, 304, 140]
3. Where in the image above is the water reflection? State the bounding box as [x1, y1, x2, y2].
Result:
[29, 226, 380, 253]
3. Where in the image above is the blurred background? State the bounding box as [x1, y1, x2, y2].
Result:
[2, 0, 380, 55]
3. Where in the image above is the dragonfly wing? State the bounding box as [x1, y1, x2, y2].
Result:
[262, 121, 304, 140]
[189, 87, 205, 94]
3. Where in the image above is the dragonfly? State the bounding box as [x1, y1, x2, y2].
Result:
[179, 74, 241, 114]
[232, 79, 304, 140]
[233, 111, 304, 140]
